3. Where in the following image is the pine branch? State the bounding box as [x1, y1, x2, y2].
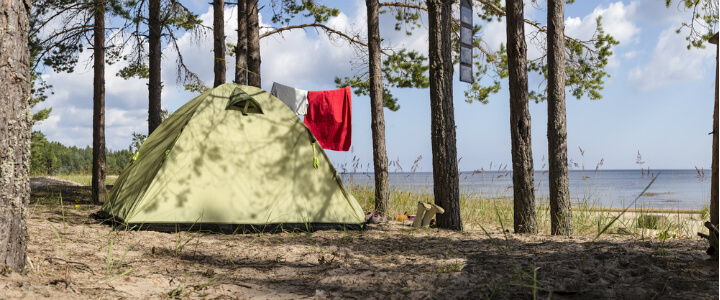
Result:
[260, 23, 393, 56]
[475, 0, 594, 54]
[379, 2, 427, 11]
[30, 2, 88, 37]
[165, 24, 205, 88]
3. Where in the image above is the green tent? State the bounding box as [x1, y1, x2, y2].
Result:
[102, 84, 365, 228]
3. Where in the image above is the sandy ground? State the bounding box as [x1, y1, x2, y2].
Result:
[0, 177, 716, 299]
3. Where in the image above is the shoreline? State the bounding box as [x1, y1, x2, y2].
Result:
[562, 206, 703, 214]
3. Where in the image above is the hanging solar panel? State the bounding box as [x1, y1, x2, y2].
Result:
[461, 47, 472, 65]
[460, 3, 472, 25]
[461, 27, 473, 47]
[459, 0, 474, 83]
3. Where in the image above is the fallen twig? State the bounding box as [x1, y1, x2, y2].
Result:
[47, 257, 96, 274]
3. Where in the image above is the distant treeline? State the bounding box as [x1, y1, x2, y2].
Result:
[31, 131, 133, 175]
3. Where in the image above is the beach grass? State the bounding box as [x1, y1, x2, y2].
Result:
[45, 172, 707, 238]
[53, 174, 119, 186]
[344, 178, 707, 238]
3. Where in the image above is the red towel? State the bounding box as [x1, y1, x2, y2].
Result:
[304, 87, 352, 151]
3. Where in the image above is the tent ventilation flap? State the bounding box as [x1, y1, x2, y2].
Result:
[227, 87, 263, 115]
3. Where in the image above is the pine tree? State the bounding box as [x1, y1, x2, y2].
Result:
[148, 0, 162, 133]
[0, 0, 32, 270]
[30, 0, 133, 203]
[92, 0, 107, 204]
[427, 0, 462, 231]
[235, 0, 247, 84]
[118, 0, 204, 134]
[365, 0, 391, 216]
[213, 0, 226, 87]
[506, 0, 536, 233]
[247, 0, 260, 87]
[547, 0, 571, 236]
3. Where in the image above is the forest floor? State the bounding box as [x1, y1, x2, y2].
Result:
[0, 176, 716, 299]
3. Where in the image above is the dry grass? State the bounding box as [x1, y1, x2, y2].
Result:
[11, 176, 713, 299]
[51, 174, 119, 187]
[346, 179, 707, 239]
[52, 172, 709, 238]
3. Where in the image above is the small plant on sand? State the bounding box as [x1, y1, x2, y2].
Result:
[164, 264, 219, 299]
[164, 265, 195, 298]
[46, 194, 69, 278]
[436, 260, 464, 273]
[173, 218, 205, 258]
[700, 207, 710, 221]
[437, 245, 464, 273]
[654, 227, 678, 256]
[478, 207, 550, 297]
[274, 254, 285, 263]
[104, 225, 139, 282]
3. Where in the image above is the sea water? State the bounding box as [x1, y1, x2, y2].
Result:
[339, 169, 711, 210]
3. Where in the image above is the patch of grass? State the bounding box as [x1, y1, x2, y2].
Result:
[346, 172, 704, 238]
[654, 227, 677, 256]
[700, 206, 710, 221]
[163, 264, 217, 299]
[105, 225, 139, 281]
[436, 260, 464, 273]
[54, 174, 119, 186]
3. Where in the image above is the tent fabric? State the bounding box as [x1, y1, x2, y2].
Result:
[303, 87, 352, 151]
[102, 84, 364, 226]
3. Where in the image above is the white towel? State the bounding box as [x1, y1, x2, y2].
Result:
[271, 82, 309, 115]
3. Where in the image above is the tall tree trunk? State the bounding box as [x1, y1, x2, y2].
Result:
[547, 0, 571, 236]
[213, 0, 226, 87]
[92, 0, 106, 205]
[148, 0, 162, 134]
[711, 42, 718, 227]
[427, 0, 462, 231]
[506, 0, 537, 233]
[0, 0, 32, 271]
[366, 0, 390, 216]
[235, 0, 247, 85]
[247, 0, 261, 88]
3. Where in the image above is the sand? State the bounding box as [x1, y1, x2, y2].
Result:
[0, 177, 715, 299]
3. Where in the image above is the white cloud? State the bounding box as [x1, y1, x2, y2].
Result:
[35, 2, 376, 150]
[623, 50, 641, 59]
[480, 1, 642, 65]
[627, 26, 715, 90]
[34, 48, 151, 150]
[565, 2, 641, 47]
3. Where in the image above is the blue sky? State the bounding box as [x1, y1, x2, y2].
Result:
[33, 0, 718, 171]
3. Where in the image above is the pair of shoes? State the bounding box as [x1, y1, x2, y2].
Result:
[368, 213, 388, 224]
[364, 212, 373, 222]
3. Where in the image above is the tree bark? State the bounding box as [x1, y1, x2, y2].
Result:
[235, 0, 247, 85]
[506, 0, 537, 233]
[92, 0, 106, 205]
[247, 0, 261, 88]
[365, 0, 390, 216]
[0, 0, 32, 271]
[148, 0, 162, 134]
[711, 42, 718, 227]
[547, 0, 572, 236]
[427, 0, 462, 231]
[213, 0, 226, 87]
